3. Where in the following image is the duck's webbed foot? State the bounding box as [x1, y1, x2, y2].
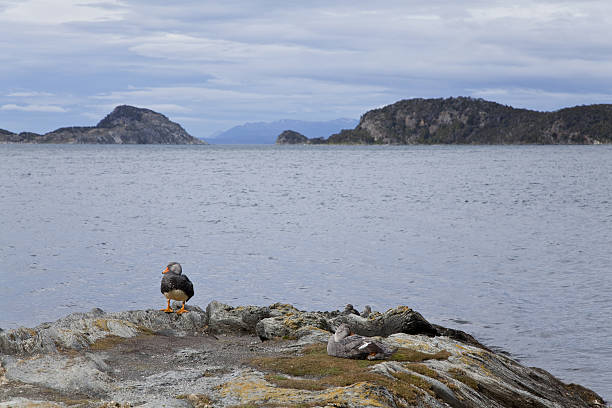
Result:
[160, 299, 174, 313]
[176, 301, 189, 314]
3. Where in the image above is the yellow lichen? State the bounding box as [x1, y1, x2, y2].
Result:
[220, 372, 392, 407]
[448, 368, 479, 390]
[89, 335, 126, 351]
[247, 343, 447, 406]
[176, 393, 214, 407]
[94, 319, 110, 332]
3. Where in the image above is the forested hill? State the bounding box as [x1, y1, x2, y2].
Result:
[280, 97, 612, 144]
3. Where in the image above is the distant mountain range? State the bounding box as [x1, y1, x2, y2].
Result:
[278, 97, 612, 145]
[209, 118, 358, 144]
[0, 105, 205, 144]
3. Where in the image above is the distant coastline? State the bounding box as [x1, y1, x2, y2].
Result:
[276, 97, 612, 145]
[0, 105, 206, 145]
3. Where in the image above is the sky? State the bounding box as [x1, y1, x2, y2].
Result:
[1, 0, 611, 138]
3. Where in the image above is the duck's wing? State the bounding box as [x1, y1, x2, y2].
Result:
[345, 336, 397, 359]
[179, 274, 194, 299]
[331, 335, 374, 358]
[352, 337, 385, 355]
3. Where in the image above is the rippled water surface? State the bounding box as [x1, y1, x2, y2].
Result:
[1, 144, 611, 400]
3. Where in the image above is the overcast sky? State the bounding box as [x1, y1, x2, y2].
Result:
[1, 0, 611, 138]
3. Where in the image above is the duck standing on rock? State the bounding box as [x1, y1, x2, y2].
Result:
[327, 323, 395, 360]
[160, 262, 194, 314]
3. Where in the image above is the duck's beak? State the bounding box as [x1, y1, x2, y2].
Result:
[162, 267, 169, 274]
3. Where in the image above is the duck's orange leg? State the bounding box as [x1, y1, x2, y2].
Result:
[176, 301, 189, 314]
[160, 299, 173, 313]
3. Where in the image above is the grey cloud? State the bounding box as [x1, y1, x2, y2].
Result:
[1, 0, 612, 136]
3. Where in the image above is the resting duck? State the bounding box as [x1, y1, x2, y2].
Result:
[160, 262, 194, 314]
[327, 323, 395, 360]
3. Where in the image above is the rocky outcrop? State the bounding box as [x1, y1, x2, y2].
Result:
[0, 302, 607, 407]
[332, 305, 438, 338]
[0, 105, 207, 144]
[276, 129, 309, 144]
[0, 303, 207, 355]
[206, 301, 271, 334]
[276, 129, 328, 145]
[284, 97, 612, 145]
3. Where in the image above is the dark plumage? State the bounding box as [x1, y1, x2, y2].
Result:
[327, 323, 396, 360]
[160, 262, 194, 314]
[342, 304, 360, 316]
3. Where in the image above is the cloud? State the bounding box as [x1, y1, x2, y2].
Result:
[467, 4, 587, 23]
[0, 0, 125, 24]
[0, 104, 67, 112]
[146, 104, 192, 114]
[6, 91, 54, 97]
[467, 87, 612, 111]
[1, 1, 612, 136]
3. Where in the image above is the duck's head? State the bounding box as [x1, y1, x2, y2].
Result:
[162, 262, 182, 275]
[333, 323, 352, 341]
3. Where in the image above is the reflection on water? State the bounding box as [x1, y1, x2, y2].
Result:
[1, 144, 611, 400]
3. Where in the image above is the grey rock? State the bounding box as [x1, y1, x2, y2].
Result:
[2, 353, 111, 395]
[361, 305, 372, 318]
[0, 306, 208, 355]
[432, 323, 489, 350]
[332, 305, 438, 337]
[206, 300, 271, 334]
[255, 311, 332, 341]
[0, 304, 606, 408]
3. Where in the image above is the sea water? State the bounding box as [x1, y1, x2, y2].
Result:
[1, 144, 611, 400]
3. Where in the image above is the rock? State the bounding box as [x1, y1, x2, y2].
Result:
[370, 361, 464, 408]
[276, 129, 309, 144]
[255, 304, 334, 341]
[332, 306, 438, 337]
[256, 313, 332, 341]
[0, 306, 208, 355]
[0, 105, 207, 144]
[218, 369, 402, 408]
[206, 301, 270, 334]
[0, 303, 607, 408]
[361, 305, 372, 318]
[2, 353, 112, 395]
[0, 398, 66, 407]
[432, 323, 490, 350]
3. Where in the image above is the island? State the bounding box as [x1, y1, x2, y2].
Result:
[0, 105, 206, 144]
[0, 302, 605, 407]
[276, 97, 612, 145]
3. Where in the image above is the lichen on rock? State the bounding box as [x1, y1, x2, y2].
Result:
[0, 302, 607, 408]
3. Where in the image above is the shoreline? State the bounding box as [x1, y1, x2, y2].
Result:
[0, 301, 606, 407]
